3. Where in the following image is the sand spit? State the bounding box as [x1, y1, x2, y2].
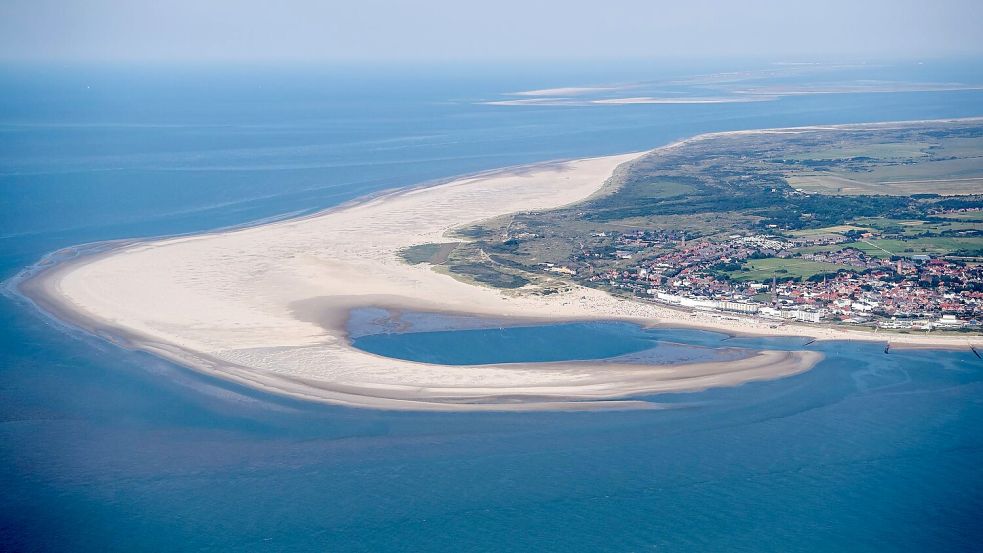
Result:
[18, 121, 981, 411]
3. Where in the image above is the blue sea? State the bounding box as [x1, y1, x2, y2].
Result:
[2, 60, 983, 552]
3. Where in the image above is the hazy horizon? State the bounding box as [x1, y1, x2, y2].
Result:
[1, 0, 982, 63]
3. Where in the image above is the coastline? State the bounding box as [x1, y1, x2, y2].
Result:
[13, 120, 981, 411]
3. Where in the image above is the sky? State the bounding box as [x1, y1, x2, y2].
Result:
[0, 0, 981, 63]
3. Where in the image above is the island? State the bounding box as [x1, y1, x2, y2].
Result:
[14, 118, 983, 410]
[456, 118, 983, 332]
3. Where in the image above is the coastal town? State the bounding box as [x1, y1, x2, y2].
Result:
[537, 210, 983, 332]
[449, 120, 983, 336]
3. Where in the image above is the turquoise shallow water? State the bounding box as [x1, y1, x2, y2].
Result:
[2, 61, 983, 551]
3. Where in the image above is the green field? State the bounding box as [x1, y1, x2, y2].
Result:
[788, 173, 983, 196]
[785, 142, 931, 161]
[851, 237, 983, 258]
[621, 179, 696, 199]
[850, 217, 982, 237]
[936, 211, 983, 222]
[799, 237, 983, 258]
[727, 258, 853, 282]
[789, 224, 871, 237]
[782, 133, 983, 196]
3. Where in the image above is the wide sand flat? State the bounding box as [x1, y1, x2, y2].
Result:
[25, 134, 973, 410]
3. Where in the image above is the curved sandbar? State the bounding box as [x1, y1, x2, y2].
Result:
[19, 150, 830, 410]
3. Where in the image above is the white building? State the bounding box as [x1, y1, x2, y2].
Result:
[936, 314, 967, 329]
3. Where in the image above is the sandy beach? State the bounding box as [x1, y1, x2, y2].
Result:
[15, 128, 979, 410]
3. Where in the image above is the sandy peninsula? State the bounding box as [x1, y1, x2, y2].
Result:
[16, 131, 975, 410]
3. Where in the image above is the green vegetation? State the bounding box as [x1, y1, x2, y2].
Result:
[414, 121, 983, 294]
[431, 242, 532, 289]
[784, 141, 932, 161]
[592, 178, 697, 202]
[782, 127, 983, 195]
[446, 262, 530, 288]
[789, 225, 872, 237]
[400, 242, 459, 265]
[725, 258, 854, 282]
[936, 211, 983, 222]
[846, 237, 983, 258]
[793, 236, 983, 259]
[850, 217, 982, 238]
[401, 241, 532, 289]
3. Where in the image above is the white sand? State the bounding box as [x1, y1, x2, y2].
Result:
[590, 96, 772, 105]
[509, 86, 626, 97]
[25, 128, 977, 410]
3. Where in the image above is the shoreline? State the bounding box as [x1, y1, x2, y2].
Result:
[12, 118, 982, 411]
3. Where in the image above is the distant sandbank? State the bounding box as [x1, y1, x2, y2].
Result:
[15, 123, 979, 410]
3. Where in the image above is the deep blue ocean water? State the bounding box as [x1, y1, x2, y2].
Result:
[2, 60, 983, 552]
